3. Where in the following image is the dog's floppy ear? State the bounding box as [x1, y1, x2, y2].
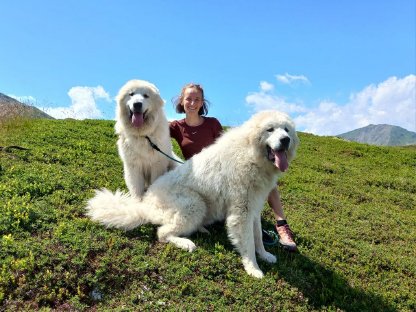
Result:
[147, 82, 160, 95]
[147, 82, 165, 107]
[287, 128, 300, 162]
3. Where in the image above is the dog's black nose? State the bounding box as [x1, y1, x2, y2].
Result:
[133, 102, 142, 112]
[280, 136, 290, 150]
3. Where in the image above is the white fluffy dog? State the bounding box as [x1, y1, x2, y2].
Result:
[87, 110, 299, 278]
[115, 79, 178, 198]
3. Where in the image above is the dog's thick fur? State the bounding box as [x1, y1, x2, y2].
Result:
[115, 79, 177, 198]
[87, 111, 299, 278]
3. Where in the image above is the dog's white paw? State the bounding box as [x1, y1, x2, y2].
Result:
[186, 241, 197, 252]
[198, 226, 210, 234]
[242, 259, 264, 279]
[259, 251, 277, 264]
[246, 267, 264, 279]
[169, 237, 197, 252]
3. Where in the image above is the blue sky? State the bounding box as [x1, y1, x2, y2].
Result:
[1, 0, 415, 135]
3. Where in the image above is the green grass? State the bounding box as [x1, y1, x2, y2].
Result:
[1, 118, 415, 311]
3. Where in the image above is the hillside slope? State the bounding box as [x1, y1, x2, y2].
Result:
[337, 124, 416, 146]
[0, 92, 53, 121]
[0, 118, 415, 311]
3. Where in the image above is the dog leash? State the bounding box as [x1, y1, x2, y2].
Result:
[145, 136, 184, 164]
[0, 145, 29, 152]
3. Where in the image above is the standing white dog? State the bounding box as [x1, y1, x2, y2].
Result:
[115, 79, 178, 198]
[87, 111, 299, 278]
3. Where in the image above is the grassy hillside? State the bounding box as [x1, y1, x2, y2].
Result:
[1, 118, 415, 311]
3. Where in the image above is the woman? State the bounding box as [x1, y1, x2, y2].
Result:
[169, 83, 297, 251]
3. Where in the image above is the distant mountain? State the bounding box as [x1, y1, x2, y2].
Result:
[0, 92, 54, 120]
[337, 124, 416, 146]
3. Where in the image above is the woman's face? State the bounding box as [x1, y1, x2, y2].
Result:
[182, 87, 203, 115]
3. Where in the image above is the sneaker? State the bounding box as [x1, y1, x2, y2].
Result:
[275, 223, 297, 252]
[262, 229, 278, 246]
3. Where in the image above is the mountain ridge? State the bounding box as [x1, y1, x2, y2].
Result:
[0, 92, 54, 120]
[337, 124, 416, 146]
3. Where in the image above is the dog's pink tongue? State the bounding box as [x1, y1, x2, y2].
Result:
[131, 113, 144, 128]
[274, 150, 289, 172]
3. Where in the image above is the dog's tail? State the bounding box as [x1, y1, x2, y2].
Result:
[86, 188, 156, 230]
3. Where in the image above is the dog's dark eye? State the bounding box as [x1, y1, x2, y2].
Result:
[284, 127, 289, 133]
[143, 94, 149, 99]
[129, 92, 135, 96]
[267, 128, 274, 132]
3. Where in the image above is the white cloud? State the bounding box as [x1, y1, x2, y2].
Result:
[296, 75, 416, 135]
[246, 75, 416, 135]
[42, 86, 111, 119]
[8, 95, 37, 104]
[260, 81, 274, 92]
[276, 73, 310, 85]
[245, 92, 307, 114]
[245, 81, 308, 114]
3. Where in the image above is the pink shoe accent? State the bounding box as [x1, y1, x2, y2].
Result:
[275, 224, 297, 252]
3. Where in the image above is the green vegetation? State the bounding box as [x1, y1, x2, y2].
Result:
[1, 118, 415, 311]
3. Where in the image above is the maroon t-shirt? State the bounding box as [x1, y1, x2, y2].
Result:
[170, 117, 223, 160]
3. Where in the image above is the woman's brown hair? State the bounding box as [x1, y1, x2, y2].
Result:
[173, 83, 210, 116]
